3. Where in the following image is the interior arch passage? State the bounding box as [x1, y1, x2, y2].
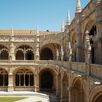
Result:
[39, 69, 54, 92]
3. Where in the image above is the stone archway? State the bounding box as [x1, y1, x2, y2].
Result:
[25, 50, 34, 60]
[84, 20, 97, 64]
[39, 68, 55, 92]
[16, 50, 24, 60]
[71, 78, 85, 102]
[94, 94, 102, 102]
[90, 92, 102, 102]
[0, 68, 8, 91]
[40, 48, 53, 60]
[15, 45, 34, 60]
[0, 45, 9, 60]
[40, 43, 61, 60]
[14, 68, 34, 91]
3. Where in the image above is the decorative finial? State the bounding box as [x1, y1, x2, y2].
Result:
[36, 27, 40, 37]
[11, 26, 14, 36]
[61, 21, 64, 32]
[66, 11, 71, 26]
[76, 0, 82, 13]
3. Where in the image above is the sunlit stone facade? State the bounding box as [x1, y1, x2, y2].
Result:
[0, 0, 102, 102]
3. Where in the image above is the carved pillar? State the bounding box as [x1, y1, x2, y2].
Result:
[24, 51, 26, 60]
[68, 72, 72, 102]
[68, 42, 72, 62]
[8, 72, 14, 92]
[55, 74, 59, 96]
[61, 46, 64, 61]
[85, 31, 91, 76]
[85, 31, 91, 64]
[68, 42, 72, 102]
[60, 71, 64, 102]
[35, 30, 40, 60]
[10, 43, 15, 61]
[56, 49, 59, 60]
[34, 69, 39, 92]
[9, 29, 15, 61]
[57, 72, 61, 98]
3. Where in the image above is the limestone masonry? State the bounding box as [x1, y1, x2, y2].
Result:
[0, 0, 102, 102]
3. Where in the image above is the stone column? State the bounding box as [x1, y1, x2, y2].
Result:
[10, 43, 15, 61]
[8, 72, 14, 92]
[68, 42, 72, 102]
[56, 49, 59, 60]
[35, 30, 40, 60]
[60, 71, 64, 102]
[34, 69, 39, 92]
[68, 72, 72, 102]
[61, 46, 64, 61]
[9, 28, 15, 61]
[55, 74, 59, 96]
[85, 31, 91, 76]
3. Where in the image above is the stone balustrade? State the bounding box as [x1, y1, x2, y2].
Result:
[0, 60, 101, 80]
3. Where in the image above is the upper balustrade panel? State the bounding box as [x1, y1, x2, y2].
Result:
[0, 35, 35, 43]
[0, 30, 60, 43]
[0, 60, 101, 81]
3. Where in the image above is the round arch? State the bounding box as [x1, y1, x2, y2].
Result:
[71, 78, 85, 102]
[83, 20, 97, 64]
[0, 49, 9, 60]
[40, 40, 61, 49]
[16, 49, 24, 60]
[89, 86, 102, 102]
[0, 68, 8, 91]
[14, 68, 34, 91]
[15, 45, 34, 60]
[0, 45, 9, 60]
[25, 49, 34, 60]
[40, 43, 61, 60]
[40, 47, 53, 60]
[39, 68, 56, 92]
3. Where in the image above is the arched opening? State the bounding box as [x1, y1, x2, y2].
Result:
[40, 69, 54, 91]
[89, 25, 96, 64]
[40, 48, 53, 60]
[16, 50, 24, 60]
[25, 50, 34, 60]
[71, 33, 77, 62]
[95, 95, 102, 102]
[71, 79, 85, 102]
[85, 25, 97, 64]
[15, 69, 34, 91]
[16, 45, 34, 60]
[0, 50, 9, 60]
[0, 68, 8, 91]
[0, 45, 9, 60]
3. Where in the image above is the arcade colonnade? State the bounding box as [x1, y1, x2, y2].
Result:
[0, 43, 63, 61]
[0, 66, 102, 102]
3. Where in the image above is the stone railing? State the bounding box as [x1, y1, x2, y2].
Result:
[90, 64, 102, 80]
[0, 60, 101, 80]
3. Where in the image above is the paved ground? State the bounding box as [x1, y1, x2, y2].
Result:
[16, 96, 49, 102]
[0, 91, 50, 102]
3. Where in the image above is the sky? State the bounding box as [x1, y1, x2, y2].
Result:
[0, 0, 89, 31]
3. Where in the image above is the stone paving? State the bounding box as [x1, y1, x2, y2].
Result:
[16, 96, 49, 102]
[0, 91, 50, 102]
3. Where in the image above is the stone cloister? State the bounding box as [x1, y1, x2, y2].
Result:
[0, 0, 102, 102]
